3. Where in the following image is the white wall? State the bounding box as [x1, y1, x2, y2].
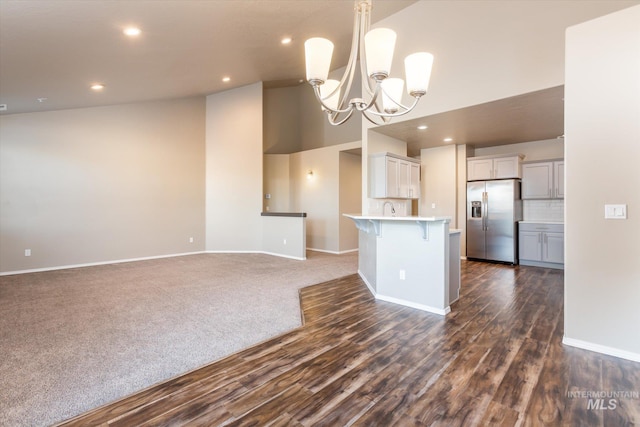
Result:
[564, 5, 640, 360]
[0, 97, 206, 274]
[206, 83, 263, 252]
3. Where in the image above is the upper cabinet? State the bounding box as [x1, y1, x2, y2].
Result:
[370, 153, 421, 199]
[467, 154, 523, 181]
[522, 160, 564, 199]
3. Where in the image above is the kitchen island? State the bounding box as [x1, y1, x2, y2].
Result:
[344, 214, 460, 315]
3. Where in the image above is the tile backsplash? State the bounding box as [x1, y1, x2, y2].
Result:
[523, 199, 564, 222]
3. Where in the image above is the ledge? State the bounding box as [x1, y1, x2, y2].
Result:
[261, 212, 307, 218]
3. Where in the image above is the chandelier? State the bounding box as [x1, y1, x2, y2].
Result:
[304, 0, 433, 126]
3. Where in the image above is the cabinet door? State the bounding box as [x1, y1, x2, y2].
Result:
[519, 231, 542, 261]
[397, 160, 410, 198]
[543, 232, 564, 264]
[386, 157, 399, 197]
[467, 158, 493, 181]
[522, 162, 553, 199]
[554, 161, 564, 198]
[494, 156, 520, 179]
[409, 163, 421, 199]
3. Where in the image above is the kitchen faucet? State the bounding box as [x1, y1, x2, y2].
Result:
[383, 201, 396, 217]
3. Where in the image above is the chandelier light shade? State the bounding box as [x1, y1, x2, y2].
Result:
[320, 79, 341, 110]
[405, 52, 434, 96]
[364, 28, 396, 79]
[304, 0, 434, 125]
[304, 37, 334, 84]
[381, 78, 404, 113]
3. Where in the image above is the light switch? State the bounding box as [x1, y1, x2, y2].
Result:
[604, 204, 627, 219]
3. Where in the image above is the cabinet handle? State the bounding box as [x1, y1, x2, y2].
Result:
[548, 187, 552, 197]
[538, 233, 541, 244]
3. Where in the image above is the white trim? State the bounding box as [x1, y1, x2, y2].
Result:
[260, 251, 306, 261]
[375, 294, 450, 316]
[562, 336, 640, 363]
[307, 247, 358, 255]
[358, 270, 376, 295]
[0, 251, 206, 276]
[205, 250, 262, 254]
[460, 256, 468, 260]
[357, 270, 449, 316]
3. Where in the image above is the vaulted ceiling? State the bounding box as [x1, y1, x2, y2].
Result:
[0, 0, 414, 115]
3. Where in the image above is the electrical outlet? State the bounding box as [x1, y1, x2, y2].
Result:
[283, 238, 287, 245]
[25, 249, 31, 257]
[431, 203, 436, 209]
[189, 237, 194, 243]
[399, 269, 406, 280]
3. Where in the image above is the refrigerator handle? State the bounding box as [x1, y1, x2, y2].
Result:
[482, 191, 488, 231]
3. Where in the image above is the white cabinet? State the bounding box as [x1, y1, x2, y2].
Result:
[467, 154, 522, 181]
[369, 153, 421, 199]
[521, 160, 564, 199]
[519, 222, 564, 269]
[554, 161, 564, 198]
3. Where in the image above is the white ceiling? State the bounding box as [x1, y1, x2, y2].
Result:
[374, 85, 565, 156]
[0, 0, 570, 153]
[0, 0, 414, 115]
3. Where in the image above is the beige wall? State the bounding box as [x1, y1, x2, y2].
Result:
[339, 151, 362, 252]
[420, 145, 457, 219]
[264, 66, 362, 156]
[0, 97, 206, 273]
[263, 154, 290, 212]
[564, 5, 640, 359]
[206, 83, 263, 252]
[263, 86, 301, 154]
[361, 0, 636, 214]
[290, 141, 362, 253]
[364, 130, 410, 215]
[473, 138, 565, 162]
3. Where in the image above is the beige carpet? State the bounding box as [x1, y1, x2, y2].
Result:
[0, 251, 357, 426]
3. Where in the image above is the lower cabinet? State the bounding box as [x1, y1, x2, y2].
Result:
[519, 222, 564, 269]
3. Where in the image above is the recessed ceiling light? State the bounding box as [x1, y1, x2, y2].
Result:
[417, 125, 428, 130]
[281, 37, 292, 45]
[443, 137, 453, 142]
[91, 84, 105, 91]
[222, 77, 231, 83]
[123, 27, 141, 37]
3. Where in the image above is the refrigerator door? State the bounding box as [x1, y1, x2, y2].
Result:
[486, 180, 517, 263]
[466, 181, 486, 259]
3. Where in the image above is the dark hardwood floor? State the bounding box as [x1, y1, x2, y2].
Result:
[60, 261, 640, 426]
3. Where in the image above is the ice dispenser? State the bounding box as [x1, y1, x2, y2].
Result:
[471, 201, 482, 218]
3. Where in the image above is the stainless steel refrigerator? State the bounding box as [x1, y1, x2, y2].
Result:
[467, 179, 522, 264]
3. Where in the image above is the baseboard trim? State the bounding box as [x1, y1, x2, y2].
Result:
[260, 251, 306, 261]
[376, 294, 450, 316]
[356, 270, 449, 316]
[307, 248, 358, 255]
[562, 336, 640, 363]
[0, 251, 207, 276]
[357, 270, 376, 295]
